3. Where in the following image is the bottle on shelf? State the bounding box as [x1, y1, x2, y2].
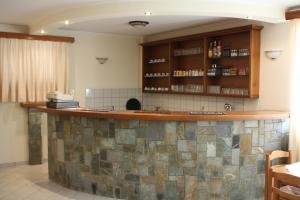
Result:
[171, 84, 203, 93]
[213, 40, 217, 57]
[238, 48, 250, 56]
[230, 49, 238, 57]
[207, 85, 221, 94]
[223, 47, 231, 57]
[221, 87, 248, 96]
[208, 42, 213, 58]
[217, 40, 222, 57]
[173, 68, 204, 77]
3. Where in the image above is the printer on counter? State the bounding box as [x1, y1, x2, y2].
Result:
[46, 91, 79, 109]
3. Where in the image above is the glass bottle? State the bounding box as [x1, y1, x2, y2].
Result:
[217, 40, 222, 57]
[208, 42, 213, 58]
[213, 40, 217, 57]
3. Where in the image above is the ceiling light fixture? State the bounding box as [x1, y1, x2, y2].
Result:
[144, 11, 152, 16]
[64, 20, 70, 25]
[128, 20, 149, 28]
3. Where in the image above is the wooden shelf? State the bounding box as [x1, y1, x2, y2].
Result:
[141, 24, 263, 98]
[146, 61, 168, 65]
[207, 75, 249, 78]
[144, 76, 170, 78]
[172, 76, 204, 78]
[206, 93, 250, 98]
[143, 90, 169, 94]
[174, 53, 203, 57]
[142, 90, 252, 97]
[208, 55, 249, 60]
[170, 91, 204, 95]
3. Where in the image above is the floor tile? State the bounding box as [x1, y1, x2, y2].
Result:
[0, 163, 119, 200]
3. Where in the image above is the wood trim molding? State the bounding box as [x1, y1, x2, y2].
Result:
[20, 102, 47, 109]
[286, 10, 300, 20]
[0, 32, 75, 43]
[141, 24, 263, 46]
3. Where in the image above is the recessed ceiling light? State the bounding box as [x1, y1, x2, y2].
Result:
[246, 16, 253, 19]
[40, 29, 45, 34]
[129, 20, 149, 28]
[144, 11, 152, 16]
[64, 20, 70, 25]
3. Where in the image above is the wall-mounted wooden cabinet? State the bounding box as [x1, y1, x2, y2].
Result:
[142, 24, 263, 98]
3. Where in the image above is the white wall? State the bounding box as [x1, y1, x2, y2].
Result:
[0, 103, 28, 164]
[51, 30, 142, 106]
[245, 22, 291, 111]
[144, 19, 292, 111]
[69, 31, 141, 106]
[0, 24, 29, 165]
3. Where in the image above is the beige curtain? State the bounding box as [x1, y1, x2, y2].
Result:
[0, 38, 69, 102]
[290, 19, 300, 162]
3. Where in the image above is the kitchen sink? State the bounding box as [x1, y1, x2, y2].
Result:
[189, 111, 225, 115]
[134, 110, 172, 114]
[134, 110, 225, 115]
[79, 108, 113, 112]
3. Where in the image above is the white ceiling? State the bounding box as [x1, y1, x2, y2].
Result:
[0, 0, 299, 36]
[61, 16, 224, 36]
[0, 0, 100, 25]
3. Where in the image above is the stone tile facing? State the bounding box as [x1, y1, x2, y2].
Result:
[28, 108, 42, 165]
[48, 115, 289, 200]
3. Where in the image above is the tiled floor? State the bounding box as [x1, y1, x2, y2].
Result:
[0, 163, 115, 200]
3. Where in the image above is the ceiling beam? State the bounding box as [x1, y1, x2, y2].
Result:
[286, 10, 300, 20]
[0, 31, 74, 43]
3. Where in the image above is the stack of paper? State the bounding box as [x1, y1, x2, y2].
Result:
[286, 162, 300, 177]
[47, 91, 79, 109]
[47, 91, 74, 102]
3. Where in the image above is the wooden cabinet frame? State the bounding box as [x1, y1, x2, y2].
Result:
[141, 24, 263, 98]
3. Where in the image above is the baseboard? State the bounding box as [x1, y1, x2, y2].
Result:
[0, 158, 48, 168]
[0, 161, 28, 168]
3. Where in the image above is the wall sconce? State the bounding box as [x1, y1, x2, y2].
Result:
[96, 57, 108, 64]
[265, 50, 282, 60]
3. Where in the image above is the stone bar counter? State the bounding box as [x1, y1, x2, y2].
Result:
[39, 107, 290, 200]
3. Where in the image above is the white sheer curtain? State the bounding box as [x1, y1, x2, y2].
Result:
[290, 19, 300, 162]
[0, 38, 70, 102]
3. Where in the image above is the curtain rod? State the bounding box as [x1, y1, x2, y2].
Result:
[286, 6, 300, 20]
[0, 31, 75, 43]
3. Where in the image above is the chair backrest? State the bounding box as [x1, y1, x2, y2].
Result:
[268, 150, 292, 163]
[265, 150, 292, 200]
[272, 172, 300, 200]
[266, 150, 292, 173]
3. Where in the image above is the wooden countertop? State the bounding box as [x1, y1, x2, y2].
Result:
[20, 102, 46, 108]
[37, 107, 289, 121]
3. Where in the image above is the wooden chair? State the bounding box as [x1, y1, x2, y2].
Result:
[265, 150, 292, 200]
[272, 172, 300, 200]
